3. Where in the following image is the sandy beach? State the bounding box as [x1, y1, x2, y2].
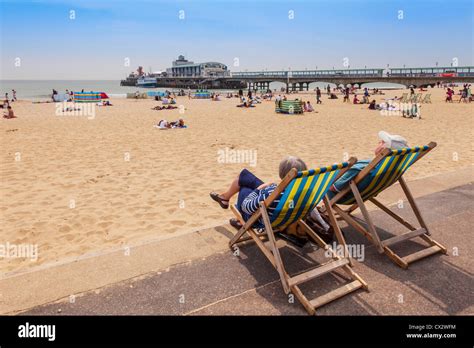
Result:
[1, 88, 472, 274]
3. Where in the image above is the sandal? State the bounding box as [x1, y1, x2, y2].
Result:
[209, 192, 229, 209]
[229, 218, 243, 231]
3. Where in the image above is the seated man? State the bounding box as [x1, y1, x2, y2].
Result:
[210, 156, 307, 230]
[3, 106, 16, 119]
[309, 131, 408, 229]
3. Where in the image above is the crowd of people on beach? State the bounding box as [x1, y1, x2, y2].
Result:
[3, 81, 471, 123]
[445, 84, 472, 103]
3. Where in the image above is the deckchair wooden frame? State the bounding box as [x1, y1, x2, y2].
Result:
[328, 142, 447, 269]
[228, 160, 368, 315]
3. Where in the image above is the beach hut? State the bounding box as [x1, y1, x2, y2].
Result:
[193, 90, 211, 99]
[275, 100, 304, 114]
[74, 92, 104, 103]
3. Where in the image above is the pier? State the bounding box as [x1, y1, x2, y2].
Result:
[121, 66, 474, 90]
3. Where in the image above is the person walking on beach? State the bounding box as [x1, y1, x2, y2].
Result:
[327, 85, 331, 95]
[316, 87, 322, 104]
[12, 89, 17, 102]
[343, 87, 350, 103]
[459, 86, 468, 103]
[446, 88, 454, 102]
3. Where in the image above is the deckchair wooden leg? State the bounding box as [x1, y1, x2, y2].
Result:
[398, 177, 431, 234]
[297, 220, 327, 249]
[333, 205, 373, 241]
[260, 204, 290, 294]
[384, 246, 409, 269]
[349, 181, 384, 253]
[291, 285, 316, 315]
[229, 206, 262, 247]
[323, 196, 353, 266]
[369, 197, 418, 231]
[229, 205, 268, 244]
[399, 177, 447, 254]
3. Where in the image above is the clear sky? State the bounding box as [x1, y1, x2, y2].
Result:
[1, 0, 473, 80]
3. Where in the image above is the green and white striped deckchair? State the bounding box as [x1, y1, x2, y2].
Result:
[229, 159, 368, 315]
[329, 142, 447, 269]
[275, 100, 304, 114]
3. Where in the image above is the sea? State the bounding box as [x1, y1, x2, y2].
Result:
[0, 80, 411, 101]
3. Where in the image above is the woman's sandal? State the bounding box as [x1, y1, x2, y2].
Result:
[229, 218, 243, 231]
[209, 192, 229, 209]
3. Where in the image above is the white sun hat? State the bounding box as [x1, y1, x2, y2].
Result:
[378, 131, 408, 149]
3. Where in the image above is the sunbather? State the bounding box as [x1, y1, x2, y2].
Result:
[310, 131, 408, 229]
[210, 156, 307, 229]
[169, 118, 187, 128]
[154, 119, 170, 129]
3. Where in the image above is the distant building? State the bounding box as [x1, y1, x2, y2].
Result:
[166, 55, 230, 78]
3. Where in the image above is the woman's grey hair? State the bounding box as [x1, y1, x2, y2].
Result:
[279, 156, 307, 179]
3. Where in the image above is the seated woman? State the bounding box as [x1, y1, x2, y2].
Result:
[306, 101, 314, 112]
[353, 95, 360, 104]
[209, 156, 307, 229]
[170, 98, 176, 104]
[368, 100, 377, 110]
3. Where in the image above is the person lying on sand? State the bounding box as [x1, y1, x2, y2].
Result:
[3, 106, 16, 119]
[152, 105, 177, 110]
[210, 156, 307, 231]
[169, 118, 187, 128]
[309, 131, 409, 233]
[236, 101, 255, 108]
[154, 119, 170, 129]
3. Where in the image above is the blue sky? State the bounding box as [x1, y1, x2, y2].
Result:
[1, 0, 472, 79]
